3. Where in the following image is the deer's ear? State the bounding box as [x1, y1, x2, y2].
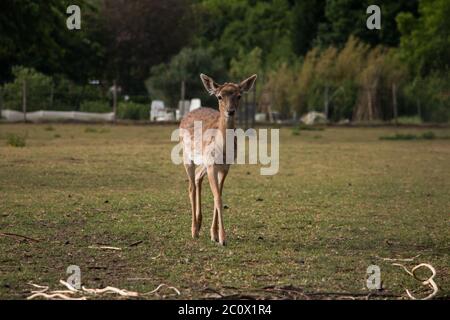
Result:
[200, 74, 219, 95]
[239, 74, 257, 92]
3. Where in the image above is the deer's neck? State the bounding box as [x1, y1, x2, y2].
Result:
[218, 113, 235, 135]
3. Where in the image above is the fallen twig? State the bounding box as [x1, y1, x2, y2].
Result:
[27, 293, 87, 300]
[376, 254, 420, 262]
[0, 232, 40, 243]
[82, 286, 139, 297]
[143, 283, 181, 296]
[128, 240, 143, 247]
[88, 245, 122, 251]
[26, 281, 180, 300]
[60, 280, 79, 292]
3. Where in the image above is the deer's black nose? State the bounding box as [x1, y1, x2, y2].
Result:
[227, 110, 235, 116]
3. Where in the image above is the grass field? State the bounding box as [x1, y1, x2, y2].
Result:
[0, 123, 449, 300]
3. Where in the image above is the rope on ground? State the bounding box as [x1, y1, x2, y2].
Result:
[142, 283, 181, 296]
[392, 263, 438, 300]
[26, 280, 180, 300]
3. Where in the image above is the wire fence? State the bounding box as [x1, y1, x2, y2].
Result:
[0, 78, 260, 125]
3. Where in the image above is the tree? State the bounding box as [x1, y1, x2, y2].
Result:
[0, 0, 104, 84]
[291, 0, 326, 55]
[146, 47, 226, 108]
[229, 47, 263, 82]
[397, 0, 450, 77]
[101, 0, 196, 93]
[197, 0, 295, 69]
[316, 0, 418, 48]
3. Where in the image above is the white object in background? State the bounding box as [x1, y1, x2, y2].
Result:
[300, 111, 327, 125]
[150, 100, 165, 121]
[0, 109, 114, 122]
[1, 109, 24, 122]
[157, 111, 174, 121]
[189, 98, 201, 111]
[255, 113, 266, 122]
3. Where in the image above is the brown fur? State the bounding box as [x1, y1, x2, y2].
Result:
[179, 74, 257, 245]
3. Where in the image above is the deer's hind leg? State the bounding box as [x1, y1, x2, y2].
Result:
[210, 167, 229, 243]
[184, 162, 198, 239]
[195, 165, 207, 233]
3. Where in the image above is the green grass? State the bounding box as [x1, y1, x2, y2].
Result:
[396, 116, 423, 125]
[0, 124, 449, 300]
[379, 131, 450, 141]
[6, 133, 26, 147]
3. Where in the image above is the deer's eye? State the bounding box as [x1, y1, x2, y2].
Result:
[217, 95, 223, 100]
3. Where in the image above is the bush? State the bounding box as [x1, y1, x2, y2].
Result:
[403, 74, 450, 123]
[80, 100, 111, 113]
[2, 66, 52, 111]
[117, 102, 149, 120]
[380, 132, 439, 140]
[421, 131, 436, 140]
[6, 133, 26, 147]
[379, 133, 418, 140]
[1, 67, 108, 112]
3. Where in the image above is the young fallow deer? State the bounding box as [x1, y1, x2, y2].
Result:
[179, 73, 257, 245]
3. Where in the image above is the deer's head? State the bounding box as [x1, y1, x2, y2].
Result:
[200, 74, 257, 118]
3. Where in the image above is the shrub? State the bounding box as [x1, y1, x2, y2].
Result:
[379, 132, 440, 141]
[379, 133, 418, 140]
[421, 131, 436, 140]
[6, 133, 26, 147]
[117, 102, 149, 120]
[2, 66, 52, 111]
[80, 100, 111, 113]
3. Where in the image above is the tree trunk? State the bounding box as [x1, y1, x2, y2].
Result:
[324, 86, 329, 119]
[22, 80, 27, 122]
[112, 80, 117, 123]
[180, 79, 185, 102]
[392, 83, 398, 125]
[50, 82, 54, 109]
[367, 88, 372, 121]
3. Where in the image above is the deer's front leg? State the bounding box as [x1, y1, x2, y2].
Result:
[184, 163, 198, 239]
[195, 166, 206, 233]
[207, 166, 226, 245]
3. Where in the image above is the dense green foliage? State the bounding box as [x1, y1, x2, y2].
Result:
[147, 47, 226, 108]
[117, 102, 149, 120]
[0, 0, 448, 121]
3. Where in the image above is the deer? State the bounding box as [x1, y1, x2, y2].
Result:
[179, 73, 257, 246]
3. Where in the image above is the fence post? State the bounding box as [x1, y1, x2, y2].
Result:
[0, 86, 3, 119]
[112, 80, 117, 123]
[417, 99, 422, 120]
[22, 79, 27, 122]
[392, 83, 398, 125]
[244, 93, 248, 130]
[324, 86, 329, 119]
[50, 81, 54, 109]
[251, 82, 256, 127]
[180, 79, 185, 102]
